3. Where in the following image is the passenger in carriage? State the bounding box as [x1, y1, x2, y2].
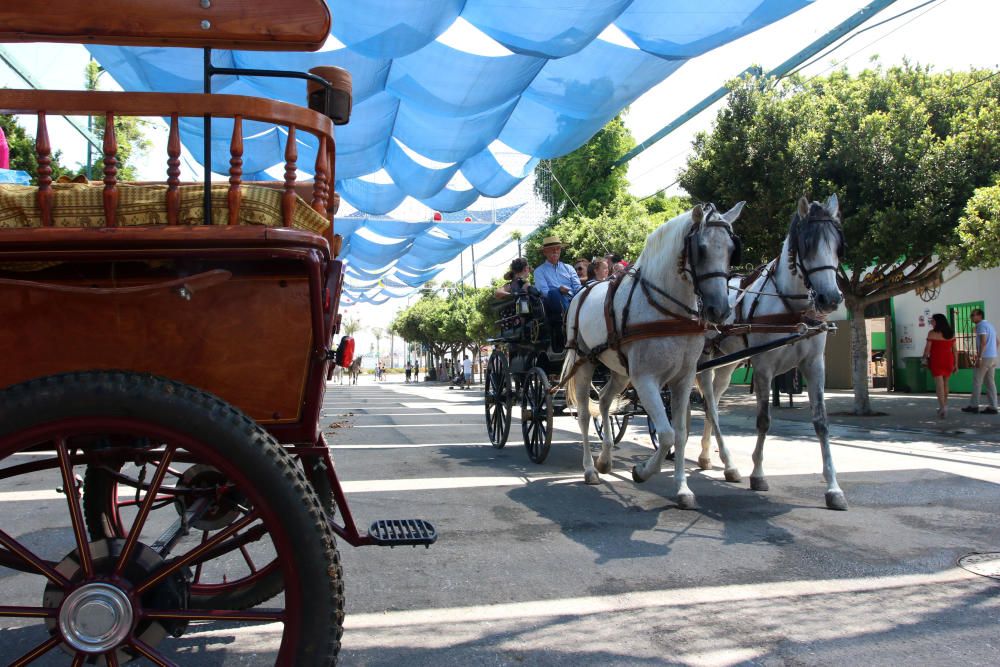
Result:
[586, 258, 610, 283]
[533, 236, 581, 351]
[494, 257, 531, 298]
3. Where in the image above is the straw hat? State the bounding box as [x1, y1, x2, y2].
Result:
[541, 235, 563, 248]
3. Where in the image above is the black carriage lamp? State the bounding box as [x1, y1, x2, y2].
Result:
[200, 48, 353, 225]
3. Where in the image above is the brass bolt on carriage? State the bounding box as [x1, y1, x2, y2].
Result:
[0, 2, 434, 664]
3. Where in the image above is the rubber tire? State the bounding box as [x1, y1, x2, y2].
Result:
[0, 371, 344, 665]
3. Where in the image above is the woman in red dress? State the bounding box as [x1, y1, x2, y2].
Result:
[922, 313, 959, 418]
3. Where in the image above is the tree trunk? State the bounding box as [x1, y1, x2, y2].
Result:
[847, 302, 874, 415]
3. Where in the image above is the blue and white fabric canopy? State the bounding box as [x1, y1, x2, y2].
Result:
[338, 204, 522, 302]
[88, 1, 814, 216]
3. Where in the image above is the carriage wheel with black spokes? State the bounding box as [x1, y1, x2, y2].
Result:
[521, 367, 553, 464]
[0, 371, 343, 665]
[594, 413, 631, 445]
[484, 349, 513, 449]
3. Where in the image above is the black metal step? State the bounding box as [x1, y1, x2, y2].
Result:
[368, 519, 437, 548]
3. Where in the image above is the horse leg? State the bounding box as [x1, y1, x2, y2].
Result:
[630, 375, 686, 502]
[700, 368, 741, 482]
[800, 357, 847, 510]
[696, 369, 715, 469]
[749, 369, 773, 492]
[575, 363, 601, 485]
[595, 372, 630, 475]
[666, 378, 696, 508]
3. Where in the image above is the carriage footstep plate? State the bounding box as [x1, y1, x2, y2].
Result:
[958, 552, 1000, 580]
[369, 519, 437, 548]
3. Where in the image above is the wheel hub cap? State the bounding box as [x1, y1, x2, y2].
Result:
[58, 582, 133, 653]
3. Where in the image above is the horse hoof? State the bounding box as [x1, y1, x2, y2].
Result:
[724, 468, 742, 483]
[825, 491, 848, 511]
[584, 469, 601, 485]
[676, 493, 697, 510]
[631, 466, 645, 484]
[595, 458, 612, 475]
[750, 477, 769, 492]
[664, 449, 675, 461]
[697, 456, 712, 470]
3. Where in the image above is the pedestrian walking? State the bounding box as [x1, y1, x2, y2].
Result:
[405, 361, 412, 383]
[462, 355, 472, 386]
[962, 308, 998, 414]
[922, 313, 958, 419]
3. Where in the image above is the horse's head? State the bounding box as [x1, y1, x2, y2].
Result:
[686, 201, 744, 324]
[788, 194, 844, 314]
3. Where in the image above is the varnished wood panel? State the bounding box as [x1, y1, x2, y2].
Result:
[0, 1, 331, 51]
[0, 274, 314, 423]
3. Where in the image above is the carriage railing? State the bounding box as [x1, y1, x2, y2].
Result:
[0, 89, 340, 249]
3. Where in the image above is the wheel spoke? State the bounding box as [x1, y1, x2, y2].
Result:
[71, 653, 86, 667]
[106, 650, 120, 667]
[0, 528, 69, 587]
[116, 494, 174, 508]
[9, 635, 61, 666]
[115, 445, 176, 575]
[0, 605, 57, 618]
[129, 637, 179, 667]
[56, 438, 93, 577]
[239, 544, 258, 573]
[143, 607, 284, 623]
[136, 509, 260, 595]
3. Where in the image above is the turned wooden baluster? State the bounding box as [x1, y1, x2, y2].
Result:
[166, 114, 181, 225]
[36, 113, 53, 227]
[311, 133, 328, 216]
[103, 112, 119, 227]
[228, 116, 244, 226]
[282, 125, 297, 228]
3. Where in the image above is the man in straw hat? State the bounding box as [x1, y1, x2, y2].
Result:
[533, 235, 581, 351]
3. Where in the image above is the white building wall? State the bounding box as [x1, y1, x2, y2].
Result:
[892, 264, 1000, 362]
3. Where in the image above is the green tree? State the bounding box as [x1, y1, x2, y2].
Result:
[534, 113, 635, 218]
[341, 316, 362, 337]
[523, 195, 690, 268]
[86, 60, 151, 181]
[954, 178, 1000, 270]
[680, 65, 1000, 413]
[0, 115, 72, 182]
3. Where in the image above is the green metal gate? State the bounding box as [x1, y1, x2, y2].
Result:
[948, 300, 984, 393]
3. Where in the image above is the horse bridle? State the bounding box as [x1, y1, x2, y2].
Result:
[787, 213, 845, 292]
[639, 204, 741, 320]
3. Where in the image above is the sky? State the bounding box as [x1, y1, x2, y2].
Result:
[1, 0, 997, 359]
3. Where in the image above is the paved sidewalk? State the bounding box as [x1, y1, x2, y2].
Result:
[717, 389, 1000, 444]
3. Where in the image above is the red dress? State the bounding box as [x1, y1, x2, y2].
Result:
[928, 337, 956, 377]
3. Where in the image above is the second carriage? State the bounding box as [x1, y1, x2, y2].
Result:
[483, 285, 673, 462]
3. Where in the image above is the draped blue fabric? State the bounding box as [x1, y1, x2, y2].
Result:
[87, 1, 813, 297]
[335, 205, 521, 299]
[88, 0, 812, 215]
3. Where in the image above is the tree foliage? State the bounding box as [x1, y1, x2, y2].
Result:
[679, 64, 1000, 412]
[390, 286, 495, 364]
[523, 195, 689, 267]
[533, 113, 635, 219]
[955, 178, 1000, 270]
[0, 115, 73, 182]
[86, 60, 151, 181]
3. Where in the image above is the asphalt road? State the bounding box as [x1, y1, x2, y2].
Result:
[2, 377, 998, 665]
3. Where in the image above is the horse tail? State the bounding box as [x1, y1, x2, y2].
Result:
[560, 347, 579, 410]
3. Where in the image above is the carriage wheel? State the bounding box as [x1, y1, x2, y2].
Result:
[83, 450, 339, 612]
[484, 350, 513, 449]
[593, 413, 631, 444]
[521, 367, 553, 464]
[0, 371, 343, 665]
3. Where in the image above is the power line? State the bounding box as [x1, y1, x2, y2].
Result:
[787, 0, 945, 78]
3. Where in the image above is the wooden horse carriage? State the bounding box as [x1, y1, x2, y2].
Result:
[0, 2, 434, 664]
[484, 287, 568, 463]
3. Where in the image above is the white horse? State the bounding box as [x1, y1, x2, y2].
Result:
[696, 194, 847, 510]
[561, 202, 744, 509]
[330, 364, 345, 385]
[348, 357, 363, 385]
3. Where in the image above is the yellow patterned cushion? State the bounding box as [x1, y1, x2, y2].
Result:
[0, 183, 330, 234]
